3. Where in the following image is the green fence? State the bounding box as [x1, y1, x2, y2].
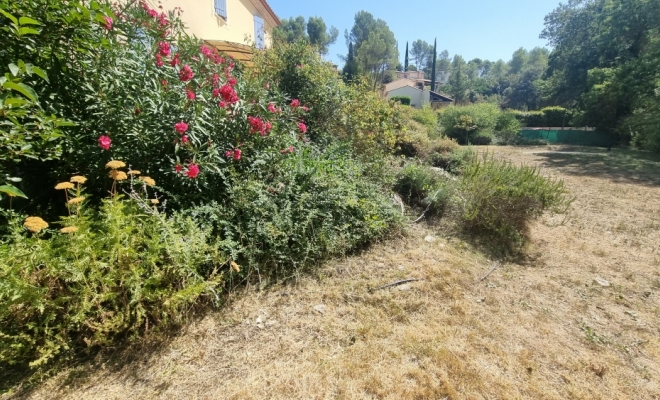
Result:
[520, 129, 613, 147]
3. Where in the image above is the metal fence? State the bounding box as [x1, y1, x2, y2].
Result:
[520, 129, 613, 147]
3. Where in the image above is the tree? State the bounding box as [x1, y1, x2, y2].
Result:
[307, 16, 339, 55]
[273, 16, 337, 56]
[404, 41, 409, 71]
[431, 38, 437, 92]
[508, 47, 528, 75]
[273, 16, 307, 44]
[410, 39, 431, 71]
[448, 55, 469, 103]
[342, 41, 358, 82]
[346, 11, 398, 89]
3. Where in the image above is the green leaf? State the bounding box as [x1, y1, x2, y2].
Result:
[17, 27, 40, 36]
[3, 82, 38, 102]
[32, 66, 49, 82]
[6, 177, 22, 182]
[0, 184, 28, 199]
[18, 16, 41, 26]
[8, 63, 19, 76]
[0, 9, 18, 25]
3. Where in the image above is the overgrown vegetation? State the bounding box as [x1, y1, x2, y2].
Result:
[437, 103, 521, 145]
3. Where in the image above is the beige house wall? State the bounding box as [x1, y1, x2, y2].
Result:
[154, 0, 276, 46]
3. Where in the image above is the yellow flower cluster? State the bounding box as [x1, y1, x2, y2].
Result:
[68, 196, 85, 205]
[109, 170, 128, 181]
[105, 160, 126, 170]
[128, 170, 141, 176]
[140, 176, 156, 186]
[24, 216, 48, 233]
[60, 226, 79, 234]
[55, 182, 74, 190]
[70, 176, 87, 184]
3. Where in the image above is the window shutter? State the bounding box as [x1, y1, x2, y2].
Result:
[254, 15, 265, 48]
[214, 0, 227, 19]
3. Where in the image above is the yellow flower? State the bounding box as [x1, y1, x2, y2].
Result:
[231, 261, 240, 272]
[105, 160, 126, 170]
[24, 216, 49, 233]
[140, 176, 156, 186]
[68, 196, 85, 205]
[109, 170, 128, 181]
[70, 176, 87, 184]
[60, 226, 79, 234]
[150, 199, 159, 204]
[128, 170, 141, 176]
[55, 182, 75, 190]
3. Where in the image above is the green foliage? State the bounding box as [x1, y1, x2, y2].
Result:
[272, 15, 338, 55]
[391, 95, 411, 106]
[428, 146, 474, 172]
[185, 144, 401, 274]
[0, 183, 224, 371]
[458, 154, 571, 249]
[438, 103, 501, 144]
[494, 110, 522, 142]
[410, 105, 438, 135]
[394, 162, 450, 215]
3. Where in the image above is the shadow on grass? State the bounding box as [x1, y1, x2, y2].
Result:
[531, 146, 660, 186]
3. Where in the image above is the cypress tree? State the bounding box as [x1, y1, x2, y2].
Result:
[431, 38, 437, 92]
[404, 41, 409, 71]
[343, 42, 357, 82]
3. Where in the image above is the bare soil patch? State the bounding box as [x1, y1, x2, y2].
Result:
[9, 146, 660, 399]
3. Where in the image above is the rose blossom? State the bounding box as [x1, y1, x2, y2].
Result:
[158, 41, 171, 56]
[290, 99, 300, 108]
[298, 122, 307, 134]
[187, 163, 200, 178]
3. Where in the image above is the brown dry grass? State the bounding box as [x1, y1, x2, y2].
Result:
[8, 146, 660, 399]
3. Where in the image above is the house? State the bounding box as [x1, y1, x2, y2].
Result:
[383, 79, 453, 109]
[154, 0, 281, 64]
[393, 69, 450, 89]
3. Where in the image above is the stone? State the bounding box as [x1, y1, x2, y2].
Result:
[313, 304, 327, 314]
[594, 277, 610, 287]
[424, 235, 437, 243]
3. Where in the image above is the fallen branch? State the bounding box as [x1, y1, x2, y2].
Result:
[392, 193, 405, 215]
[372, 278, 422, 291]
[477, 261, 499, 283]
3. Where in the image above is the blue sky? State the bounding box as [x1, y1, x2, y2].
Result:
[267, 0, 562, 66]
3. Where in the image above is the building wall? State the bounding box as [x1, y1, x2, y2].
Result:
[386, 86, 425, 108]
[396, 70, 425, 80]
[155, 0, 274, 46]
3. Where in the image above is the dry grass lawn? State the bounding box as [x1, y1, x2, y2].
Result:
[8, 146, 660, 399]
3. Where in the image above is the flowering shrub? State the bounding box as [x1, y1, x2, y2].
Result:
[0, 166, 224, 374]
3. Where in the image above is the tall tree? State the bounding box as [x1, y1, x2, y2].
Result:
[272, 16, 307, 44]
[410, 39, 431, 71]
[431, 38, 437, 92]
[404, 41, 409, 71]
[307, 16, 339, 55]
[448, 55, 469, 103]
[342, 41, 358, 82]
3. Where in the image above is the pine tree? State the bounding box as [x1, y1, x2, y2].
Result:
[431, 38, 437, 92]
[404, 42, 409, 71]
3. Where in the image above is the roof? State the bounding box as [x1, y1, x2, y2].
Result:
[429, 91, 454, 103]
[383, 78, 418, 94]
[205, 40, 256, 66]
[250, 0, 281, 26]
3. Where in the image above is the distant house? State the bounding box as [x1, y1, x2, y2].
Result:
[383, 77, 453, 109]
[154, 0, 281, 64]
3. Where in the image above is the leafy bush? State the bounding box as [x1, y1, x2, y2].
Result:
[438, 103, 500, 144]
[457, 153, 571, 249]
[394, 162, 450, 215]
[0, 171, 224, 371]
[410, 105, 438, 136]
[494, 110, 522, 143]
[184, 144, 401, 274]
[511, 107, 572, 128]
[428, 146, 474, 172]
[391, 95, 411, 106]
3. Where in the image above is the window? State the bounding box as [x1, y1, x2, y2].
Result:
[214, 0, 227, 19]
[254, 15, 265, 48]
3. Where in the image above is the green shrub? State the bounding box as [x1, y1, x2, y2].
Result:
[185, 144, 401, 273]
[428, 146, 474, 172]
[494, 110, 522, 143]
[410, 105, 438, 136]
[394, 162, 451, 215]
[391, 95, 411, 106]
[457, 154, 571, 249]
[438, 103, 500, 144]
[0, 174, 224, 371]
[541, 106, 569, 127]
